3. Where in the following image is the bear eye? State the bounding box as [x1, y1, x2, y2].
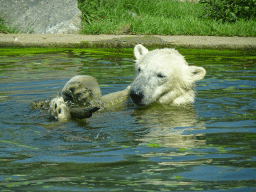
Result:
[58, 108, 62, 114]
[157, 73, 166, 78]
[137, 67, 141, 73]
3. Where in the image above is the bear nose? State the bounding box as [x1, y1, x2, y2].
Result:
[130, 90, 144, 106]
[69, 87, 75, 93]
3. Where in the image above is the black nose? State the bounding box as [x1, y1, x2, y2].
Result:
[130, 90, 144, 105]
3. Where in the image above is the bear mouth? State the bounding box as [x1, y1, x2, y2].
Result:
[130, 90, 145, 106]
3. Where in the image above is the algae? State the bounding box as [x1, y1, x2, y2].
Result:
[0, 47, 134, 58]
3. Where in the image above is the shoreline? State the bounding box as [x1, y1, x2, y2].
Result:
[1, 34, 256, 49]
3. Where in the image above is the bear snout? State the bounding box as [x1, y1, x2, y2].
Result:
[130, 90, 144, 106]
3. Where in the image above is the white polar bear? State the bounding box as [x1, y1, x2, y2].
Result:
[130, 44, 206, 106]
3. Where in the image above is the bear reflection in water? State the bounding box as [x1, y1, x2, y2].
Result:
[132, 104, 205, 149]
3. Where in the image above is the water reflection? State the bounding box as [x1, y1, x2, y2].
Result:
[131, 104, 205, 148]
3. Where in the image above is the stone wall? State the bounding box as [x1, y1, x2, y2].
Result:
[0, 0, 82, 34]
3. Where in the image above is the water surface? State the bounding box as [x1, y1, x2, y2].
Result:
[0, 48, 255, 192]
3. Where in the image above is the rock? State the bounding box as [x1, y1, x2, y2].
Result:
[0, 0, 82, 34]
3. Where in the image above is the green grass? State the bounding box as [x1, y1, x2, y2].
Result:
[1, 0, 255, 36]
[78, 0, 256, 36]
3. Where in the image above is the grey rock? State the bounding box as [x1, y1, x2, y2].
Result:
[0, 0, 82, 34]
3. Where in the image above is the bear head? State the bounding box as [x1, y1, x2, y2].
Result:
[130, 44, 206, 106]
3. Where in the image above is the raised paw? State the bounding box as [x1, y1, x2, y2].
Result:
[62, 76, 102, 107]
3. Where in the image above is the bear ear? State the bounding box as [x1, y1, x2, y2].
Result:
[134, 44, 149, 60]
[189, 66, 206, 82]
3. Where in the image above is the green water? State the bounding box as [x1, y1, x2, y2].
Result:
[0, 48, 255, 192]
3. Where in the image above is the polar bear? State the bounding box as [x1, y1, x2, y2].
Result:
[130, 44, 206, 106]
[48, 75, 130, 121]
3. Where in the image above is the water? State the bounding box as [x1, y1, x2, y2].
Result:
[0, 48, 255, 192]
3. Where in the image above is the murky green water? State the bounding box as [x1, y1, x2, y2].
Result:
[0, 48, 255, 192]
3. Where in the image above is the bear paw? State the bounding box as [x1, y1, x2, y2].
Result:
[49, 97, 71, 121]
